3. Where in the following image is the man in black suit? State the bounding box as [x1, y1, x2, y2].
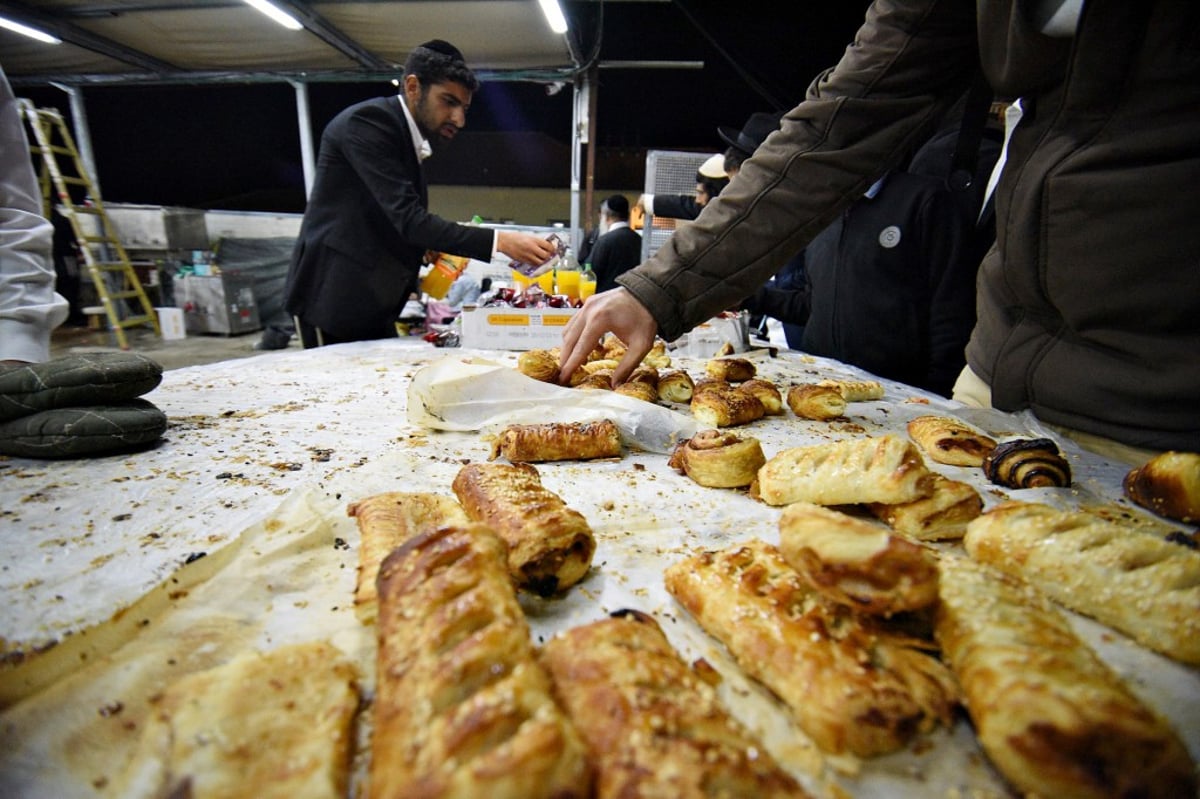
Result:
[588, 195, 643, 294]
[284, 40, 557, 347]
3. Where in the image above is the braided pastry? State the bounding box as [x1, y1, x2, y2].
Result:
[668, 429, 766, 488]
[983, 438, 1071, 488]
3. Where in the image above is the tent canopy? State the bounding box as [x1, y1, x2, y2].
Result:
[0, 0, 585, 86]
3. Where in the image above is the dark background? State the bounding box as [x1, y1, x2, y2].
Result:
[17, 1, 873, 212]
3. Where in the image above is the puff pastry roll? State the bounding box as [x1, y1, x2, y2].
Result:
[905, 414, 997, 467]
[373, 524, 591, 799]
[753, 435, 934, 507]
[452, 462, 596, 596]
[665, 540, 959, 757]
[778, 502, 939, 616]
[656, 369, 695, 403]
[935, 554, 1196, 799]
[517, 349, 560, 383]
[120, 641, 360, 799]
[737, 378, 784, 414]
[347, 491, 468, 624]
[785, 384, 846, 420]
[490, 420, 622, 463]
[705, 357, 756, 382]
[626, 366, 659, 388]
[668, 429, 766, 488]
[964, 501, 1200, 665]
[1124, 450, 1200, 523]
[540, 610, 810, 799]
[690, 384, 765, 428]
[818, 378, 884, 402]
[867, 474, 983, 541]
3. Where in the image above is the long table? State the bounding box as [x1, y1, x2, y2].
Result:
[1, 338, 1196, 797]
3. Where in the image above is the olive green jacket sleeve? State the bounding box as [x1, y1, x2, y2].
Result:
[617, 0, 979, 341]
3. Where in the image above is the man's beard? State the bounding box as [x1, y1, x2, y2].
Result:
[415, 94, 457, 151]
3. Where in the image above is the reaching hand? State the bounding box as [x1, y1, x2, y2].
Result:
[559, 288, 659, 386]
[496, 231, 558, 267]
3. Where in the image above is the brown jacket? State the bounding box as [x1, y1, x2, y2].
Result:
[618, 0, 1200, 450]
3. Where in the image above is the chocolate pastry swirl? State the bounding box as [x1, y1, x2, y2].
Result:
[983, 438, 1071, 489]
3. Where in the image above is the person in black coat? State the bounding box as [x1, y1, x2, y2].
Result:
[588, 195, 643, 294]
[283, 40, 557, 347]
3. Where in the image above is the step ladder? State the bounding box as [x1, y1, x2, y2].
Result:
[18, 100, 160, 349]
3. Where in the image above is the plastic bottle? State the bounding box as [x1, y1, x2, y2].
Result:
[579, 262, 598, 301]
[421, 216, 482, 298]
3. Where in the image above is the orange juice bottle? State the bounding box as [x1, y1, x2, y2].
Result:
[421, 251, 469, 299]
[556, 266, 581, 300]
[579, 263, 597, 301]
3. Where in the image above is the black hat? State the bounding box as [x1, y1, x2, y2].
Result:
[601, 194, 630, 219]
[718, 111, 784, 158]
[416, 39, 466, 63]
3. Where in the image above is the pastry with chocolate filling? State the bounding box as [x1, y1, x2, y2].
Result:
[668, 429, 766, 488]
[372, 524, 591, 798]
[539, 610, 809, 799]
[868, 474, 982, 541]
[907, 414, 997, 467]
[983, 437, 1071, 488]
[778, 502, 939, 616]
[490, 420, 622, 463]
[935, 554, 1196, 799]
[452, 462, 596, 596]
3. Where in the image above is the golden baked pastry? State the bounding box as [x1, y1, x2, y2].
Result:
[613, 380, 659, 404]
[818, 378, 884, 402]
[753, 434, 934, 507]
[539, 610, 810, 799]
[785, 383, 846, 420]
[642, 339, 671, 369]
[490, 420, 622, 463]
[582, 358, 621, 375]
[574, 372, 613, 390]
[690, 384, 765, 428]
[1124, 450, 1200, 523]
[778, 502, 939, 616]
[906, 414, 997, 467]
[452, 462, 596, 596]
[665, 540, 959, 757]
[934, 554, 1197, 799]
[347, 491, 468, 624]
[705, 357, 756, 382]
[867, 474, 982, 541]
[626, 366, 659, 388]
[737, 378, 784, 414]
[667, 429, 766, 488]
[373, 524, 591, 799]
[656, 369, 694, 403]
[963, 501, 1200, 665]
[122, 641, 360, 799]
[517, 349, 560, 383]
[599, 333, 626, 361]
[982, 437, 1072, 488]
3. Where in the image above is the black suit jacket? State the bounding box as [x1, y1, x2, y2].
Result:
[589, 225, 643, 293]
[284, 96, 494, 341]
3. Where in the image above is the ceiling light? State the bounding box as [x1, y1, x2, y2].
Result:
[242, 0, 303, 31]
[0, 15, 61, 44]
[537, 0, 568, 34]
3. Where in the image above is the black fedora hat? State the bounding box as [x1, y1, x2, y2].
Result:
[718, 111, 784, 157]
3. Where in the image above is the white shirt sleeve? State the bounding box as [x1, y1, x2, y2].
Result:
[1, 67, 68, 363]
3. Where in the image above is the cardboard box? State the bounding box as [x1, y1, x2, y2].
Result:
[459, 306, 577, 351]
[156, 307, 186, 340]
